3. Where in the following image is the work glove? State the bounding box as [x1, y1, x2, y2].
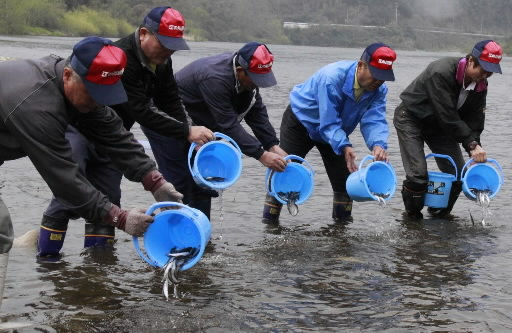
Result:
[104, 205, 153, 237]
[152, 182, 184, 203]
[142, 170, 184, 203]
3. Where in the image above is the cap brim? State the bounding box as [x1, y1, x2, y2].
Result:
[83, 80, 128, 106]
[247, 71, 277, 88]
[369, 66, 395, 81]
[156, 34, 190, 51]
[480, 60, 502, 74]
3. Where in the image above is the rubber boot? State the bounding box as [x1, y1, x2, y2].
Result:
[189, 197, 213, 220]
[427, 180, 463, 218]
[0, 253, 8, 310]
[262, 193, 282, 224]
[37, 215, 68, 257]
[402, 182, 426, 220]
[332, 192, 353, 223]
[84, 222, 115, 248]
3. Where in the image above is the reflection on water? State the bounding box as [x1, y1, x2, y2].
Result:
[1, 37, 512, 332]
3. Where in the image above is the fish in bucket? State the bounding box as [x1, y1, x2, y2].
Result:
[188, 132, 243, 190]
[265, 155, 314, 215]
[346, 155, 397, 204]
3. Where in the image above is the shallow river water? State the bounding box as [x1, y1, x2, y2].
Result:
[1, 36, 512, 332]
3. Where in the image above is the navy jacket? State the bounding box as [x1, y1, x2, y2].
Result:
[175, 52, 279, 159]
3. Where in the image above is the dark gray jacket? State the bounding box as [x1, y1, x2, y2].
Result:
[0, 55, 156, 222]
[398, 57, 487, 153]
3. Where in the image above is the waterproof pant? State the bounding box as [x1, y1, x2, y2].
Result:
[263, 105, 352, 222]
[393, 105, 465, 217]
[40, 126, 121, 255]
[141, 127, 218, 220]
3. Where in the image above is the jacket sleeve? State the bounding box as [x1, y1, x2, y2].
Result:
[425, 71, 477, 148]
[360, 87, 389, 150]
[117, 60, 190, 139]
[198, 78, 266, 159]
[5, 102, 111, 222]
[77, 106, 157, 182]
[460, 94, 486, 153]
[317, 76, 350, 155]
[239, 91, 279, 151]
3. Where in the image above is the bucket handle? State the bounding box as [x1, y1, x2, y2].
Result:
[132, 201, 198, 267]
[356, 155, 396, 181]
[188, 132, 242, 176]
[265, 155, 314, 195]
[461, 158, 504, 184]
[425, 153, 458, 181]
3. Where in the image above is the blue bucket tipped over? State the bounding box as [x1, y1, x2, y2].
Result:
[133, 202, 211, 271]
[188, 132, 242, 190]
[462, 158, 503, 201]
[346, 155, 396, 202]
[266, 155, 314, 205]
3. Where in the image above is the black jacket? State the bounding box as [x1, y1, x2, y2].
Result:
[113, 31, 190, 138]
[398, 57, 486, 152]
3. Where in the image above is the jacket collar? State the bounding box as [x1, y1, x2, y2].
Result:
[456, 58, 487, 92]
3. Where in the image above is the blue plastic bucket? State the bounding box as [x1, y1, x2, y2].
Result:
[346, 155, 397, 202]
[461, 158, 503, 201]
[188, 132, 242, 190]
[133, 202, 211, 271]
[424, 153, 458, 208]
[266, 155, 314, 205]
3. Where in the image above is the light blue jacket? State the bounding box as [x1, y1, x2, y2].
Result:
[289, 61, 389, 155]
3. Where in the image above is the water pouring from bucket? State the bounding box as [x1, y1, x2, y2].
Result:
[188, 132, 243, 190]
[266, 155, 314, 216]
[424, 153, 458, 209]
[461, 158, 503, 225]
[461, 158, 503, 201]
[346, 155, 397, 203]
[132, 202, 211, 299]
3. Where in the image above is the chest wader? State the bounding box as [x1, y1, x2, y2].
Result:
[262, 193, 282, 224]
[401, 181, 427, 220]
[332, 192, 353, 222]
[84, 222, 115, 248]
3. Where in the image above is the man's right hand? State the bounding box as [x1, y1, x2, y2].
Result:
[470, 145, 487, 163]
[187, 126, 214, 145]
[259, 151, 287, 172]
[123, 208, 154, 236]
[104, 205, 153, 237]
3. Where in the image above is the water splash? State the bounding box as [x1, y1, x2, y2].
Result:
[161, 247, 198, 300]
[471, 188, 492, 226]
[277, 191, 300, 216]
[217, 189, 224, 240]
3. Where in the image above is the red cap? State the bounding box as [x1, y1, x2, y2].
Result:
[472, 40, 502, 74]
[70, 36, 127, 105]
[361, 42, 396, 81]
[143, 7, 190, 51]
[237, 42, 277, 88]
